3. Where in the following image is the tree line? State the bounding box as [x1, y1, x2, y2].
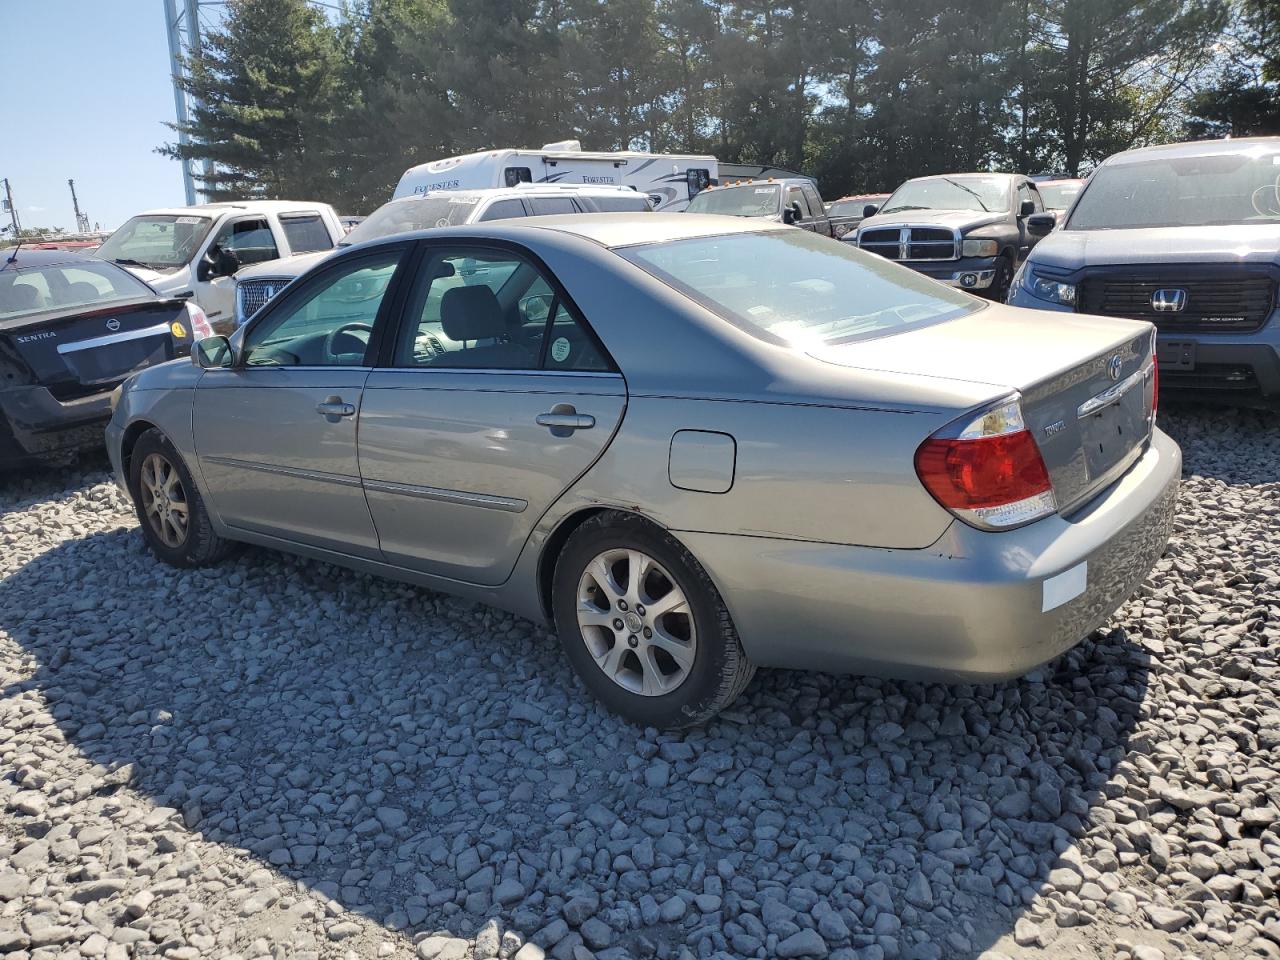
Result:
[165, 0, 1279, 214]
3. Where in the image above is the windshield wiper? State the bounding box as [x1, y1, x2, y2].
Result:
[940, 178, 990, 212]
[111, 258, 151, 268]
[881, 205, 930, 215]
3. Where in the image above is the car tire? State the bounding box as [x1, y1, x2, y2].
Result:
[552, 511, 755, 728]
[128, 428, 237, 568]
[992, 253, 1015, 302]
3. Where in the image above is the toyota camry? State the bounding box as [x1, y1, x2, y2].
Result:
[106, 214, 1179, 727]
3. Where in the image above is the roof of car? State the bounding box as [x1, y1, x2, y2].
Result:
[132, 201, 333, 218]
[0, 247, 91, 271]
[378, 213, 788, 250]
[1103, 136, 1280, 165]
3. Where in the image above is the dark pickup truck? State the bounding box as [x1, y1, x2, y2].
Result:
[855, 173, 1053, 300]
[684, 178, 834, 236]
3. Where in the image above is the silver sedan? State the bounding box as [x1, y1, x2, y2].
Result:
[106, 214, 1180, 727]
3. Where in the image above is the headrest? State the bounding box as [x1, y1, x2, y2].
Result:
[441, 285, 505, 341]
[0, 282, 39, 312]
[66, 281, 100, 302]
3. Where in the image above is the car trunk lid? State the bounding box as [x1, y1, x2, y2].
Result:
[809, 306, 1157, 512]
[1, 298, 188, 399]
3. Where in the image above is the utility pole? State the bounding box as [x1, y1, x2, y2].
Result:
[164, 0, 213, 205]
[1, 178, 20, 237]
[68, 179, 91, 233]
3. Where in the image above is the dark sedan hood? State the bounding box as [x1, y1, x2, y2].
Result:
[1029, 223, 1280, 269]
[859, 209, 1005, 232]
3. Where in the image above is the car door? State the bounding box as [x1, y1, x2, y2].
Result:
[197, 216, 280, 329]
[1016, 182, 1045, 260]
[358, 242, 626, 585]
[800, 183, 833, 236]
[193, 246, 409, 557]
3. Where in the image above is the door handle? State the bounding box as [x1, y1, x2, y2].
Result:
[536, 405, 595, 436]
[316, 396, 356, 419]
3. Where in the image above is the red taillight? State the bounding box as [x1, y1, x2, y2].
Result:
[915, 396, 1057, 530]
[915, 431, 1052, 509]
[185, 301, 213, 340]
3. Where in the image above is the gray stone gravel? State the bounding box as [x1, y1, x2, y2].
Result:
[0, 405, 1278, 960]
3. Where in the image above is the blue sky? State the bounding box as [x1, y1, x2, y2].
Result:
[1, 1, 214, 232]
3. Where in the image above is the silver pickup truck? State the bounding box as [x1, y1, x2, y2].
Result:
[1008, 137, 1280, 402]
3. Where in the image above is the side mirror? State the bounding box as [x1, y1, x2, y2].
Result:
[783, 201, 803, 224]
[193, 335, 233, 369]
[519, 294, 553, 324]
[1019, 199, 1036, 218]
[1026, 213, 1055, 236]
[863, 203, 880, 219]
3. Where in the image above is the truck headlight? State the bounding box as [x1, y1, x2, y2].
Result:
[960, 238, 999, 258]
[1022, 268, 1077, 306]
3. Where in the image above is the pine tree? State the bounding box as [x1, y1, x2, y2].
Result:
[161, 0, 346, 201]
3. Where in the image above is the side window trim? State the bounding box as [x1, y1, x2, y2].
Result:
[378, 238, 618, 374]
[240, 243, 416, 368]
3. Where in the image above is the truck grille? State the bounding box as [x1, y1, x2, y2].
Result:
[1076, 272, 1275, 333]
[236, 277, 292, 325]
[858, 226, 957, 262]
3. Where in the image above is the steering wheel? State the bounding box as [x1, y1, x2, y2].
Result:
[323, 322, 374, 363]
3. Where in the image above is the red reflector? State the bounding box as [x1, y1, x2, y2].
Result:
[915, 430, 1052, 510]
[1152, 356, 1159, 413]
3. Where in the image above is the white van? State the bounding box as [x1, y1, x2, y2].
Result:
[393, 140, 718, 211]
[93, 201, 344, 332]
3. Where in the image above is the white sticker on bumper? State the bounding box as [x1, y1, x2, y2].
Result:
[1042, 561, 1087, 612]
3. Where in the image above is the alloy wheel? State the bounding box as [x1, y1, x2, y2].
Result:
[139, 452, 190, 549]
[576, 548, 697, 696]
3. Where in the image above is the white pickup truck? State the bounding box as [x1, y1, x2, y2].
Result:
[93, 200, 344, 332]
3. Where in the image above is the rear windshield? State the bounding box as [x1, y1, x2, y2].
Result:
[0, 260, 153, 319]
[1066, 146, 1280, 229]
[343, 195, 480, 245]
[685, 185, 780, 217]
[620, 229, 979, 346]
[1037, 181, 1082, 210]
[95, 214, 214, 270]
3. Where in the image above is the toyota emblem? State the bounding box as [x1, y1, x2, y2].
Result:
[105, 318, 121, 332]
[1107, 355, 1123, 381]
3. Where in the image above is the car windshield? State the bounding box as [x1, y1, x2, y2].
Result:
[879, 176, 1010, 215]
[1066, 146, 1280, 229]
[342, 195, 481, 245]
[1037, 182, 1082, 211]
[685, 185, 780, 218]
[0, 260, 153, 319]
[94, 214, 214, 270]
[828, 199, 875, 216]
[620, 229, 979, 347]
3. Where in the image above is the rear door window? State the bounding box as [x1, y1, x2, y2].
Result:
[280, 214, 335, 254]
[528, 197, 578, 216]
[477, 199, 528, 222]
[591, 194, 652, 213]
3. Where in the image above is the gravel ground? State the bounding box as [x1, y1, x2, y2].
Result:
[0, 404, 1278, 960]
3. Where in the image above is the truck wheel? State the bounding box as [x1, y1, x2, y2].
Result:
[128, 429, 238, 568]
[552, 511, 756, 728]
[992, 254, 1015, 302]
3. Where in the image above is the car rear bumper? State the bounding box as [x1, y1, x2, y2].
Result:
[679, 428, 1180, 682]
[0, 385, 114, 466]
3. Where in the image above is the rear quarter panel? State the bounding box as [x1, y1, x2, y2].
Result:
[561, 396, 958, 549]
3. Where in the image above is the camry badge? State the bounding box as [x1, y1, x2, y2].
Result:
[105, 318, 121, 332]
[1107, 355, 1123, 380]
[1151, 288, 1187, 312]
